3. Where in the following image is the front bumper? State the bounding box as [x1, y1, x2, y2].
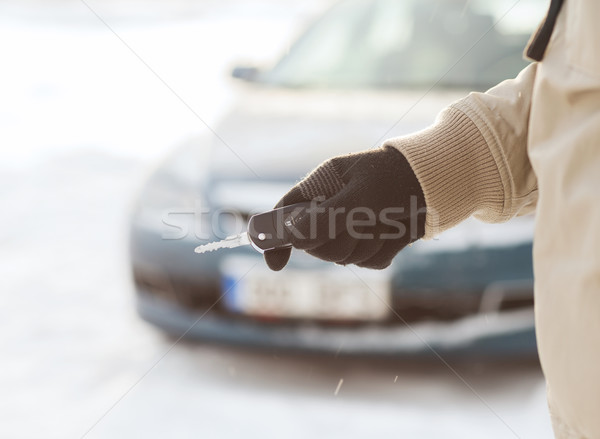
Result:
[136, 288, 537, 358]
[130, 216, 537, 357]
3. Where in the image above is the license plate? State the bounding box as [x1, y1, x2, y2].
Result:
[221, 256, 391, 321]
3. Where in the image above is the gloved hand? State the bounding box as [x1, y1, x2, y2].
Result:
[264, 146, 426, 271]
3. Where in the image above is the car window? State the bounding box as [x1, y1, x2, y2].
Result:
[262, 0, 545, 89]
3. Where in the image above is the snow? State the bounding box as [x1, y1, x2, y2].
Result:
[0, 1, 553, 438]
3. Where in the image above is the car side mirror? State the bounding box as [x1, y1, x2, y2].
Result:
[231, 65, 260, 81]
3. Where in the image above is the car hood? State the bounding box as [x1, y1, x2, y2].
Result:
[208, 83, 466, 181]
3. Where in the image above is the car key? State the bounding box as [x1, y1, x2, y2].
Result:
[194, 202, 312, 254]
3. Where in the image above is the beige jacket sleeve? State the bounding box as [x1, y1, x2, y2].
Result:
[383, 63, 538, 239]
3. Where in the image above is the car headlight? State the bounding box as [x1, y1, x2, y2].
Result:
[131, 138, 213, 242]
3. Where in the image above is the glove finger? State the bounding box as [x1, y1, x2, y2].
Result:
[355, 237, 408, 270]
[305, 230, 358, 263]
[264, 170, 344, 268]
[273, 156, 345, 210]
[287, 187, 353, 250]
[273, 185, 308, 209]
[263, 247, 292, 271]
[340, 227, 387, 266]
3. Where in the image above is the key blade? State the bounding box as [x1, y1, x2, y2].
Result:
[194, 232, 251, 254]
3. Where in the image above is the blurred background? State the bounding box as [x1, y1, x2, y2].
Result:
[0, 0, 554, 438]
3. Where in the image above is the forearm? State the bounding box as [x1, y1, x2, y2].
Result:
[384, 63, 538, 238]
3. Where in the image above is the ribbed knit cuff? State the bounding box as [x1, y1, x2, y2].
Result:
[383, 107, 504, 239]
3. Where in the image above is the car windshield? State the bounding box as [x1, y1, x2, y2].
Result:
[261, 0, 545, 89]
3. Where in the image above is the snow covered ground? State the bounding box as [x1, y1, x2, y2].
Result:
[0, 1, 553, 438]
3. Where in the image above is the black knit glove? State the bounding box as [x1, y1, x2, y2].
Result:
[264, 146, 426, 271]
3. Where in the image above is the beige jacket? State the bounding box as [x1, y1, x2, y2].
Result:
[384, 1, 600, 438]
